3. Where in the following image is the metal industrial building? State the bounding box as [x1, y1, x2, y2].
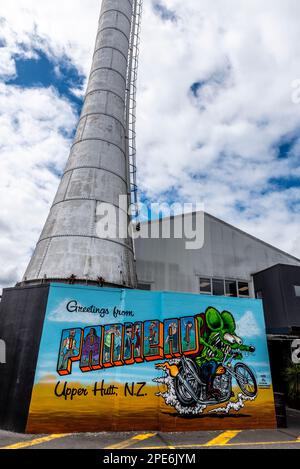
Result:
[135, 212, 300, 297]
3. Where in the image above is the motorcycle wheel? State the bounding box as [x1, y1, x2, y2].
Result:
[174, 358, 202, 407]
[234, 363, 258, 397]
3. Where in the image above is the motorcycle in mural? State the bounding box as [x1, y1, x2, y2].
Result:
[155, 307, 258, 413]
[174, 351, 257, 407]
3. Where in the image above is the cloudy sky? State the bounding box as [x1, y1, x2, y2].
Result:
[0, 0, 300, 291]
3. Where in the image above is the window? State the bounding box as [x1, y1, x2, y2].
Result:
[238, 282, 250, 297]
[212, 279, 225, 296]
[199, 277, 250, 298]
[256, 290, 263, 299]
[137, 283, 151, 291]
[225, 280, 237, 297]
[200, 278, 212, 295]
[294, 285, 300, 297]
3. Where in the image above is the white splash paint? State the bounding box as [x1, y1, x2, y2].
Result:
[208, 393, 256, 414]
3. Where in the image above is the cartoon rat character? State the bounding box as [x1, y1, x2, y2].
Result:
[195, 307, 255, 399]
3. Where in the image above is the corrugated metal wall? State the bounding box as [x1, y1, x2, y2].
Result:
[135, 213, 300, 295]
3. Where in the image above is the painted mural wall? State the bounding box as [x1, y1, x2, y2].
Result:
[26, 284, 276, 433]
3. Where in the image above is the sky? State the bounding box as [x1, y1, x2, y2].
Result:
[0, 0, 300, 291]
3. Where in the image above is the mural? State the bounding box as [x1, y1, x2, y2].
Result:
[26, 284, 276, 433]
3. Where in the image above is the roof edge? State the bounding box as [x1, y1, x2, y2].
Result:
[137, 210, 300, 264]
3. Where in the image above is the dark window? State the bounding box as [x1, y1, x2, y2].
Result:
[199, 277, 250, 298]
[256, 290, 263, 299]
[199, 277, 212, 294]
[294, 285, 300, 297]
[137, 283, 151, 291]
[225, 280, 237, 297]
[238, 282, 250, 297]
[212, 279, 225, 296]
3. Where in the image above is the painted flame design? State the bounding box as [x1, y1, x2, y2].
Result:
[155, 362, 179, 377]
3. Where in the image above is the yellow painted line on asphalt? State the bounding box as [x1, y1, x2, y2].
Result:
[0, 434, 71, 450]
[138, 439, 300, 449]
[221, 439, 300, 447]
[105, 432, 157, 450]
[204, 430, 241, 446]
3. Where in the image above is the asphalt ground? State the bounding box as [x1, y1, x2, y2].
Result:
[0, 408, 299, 450]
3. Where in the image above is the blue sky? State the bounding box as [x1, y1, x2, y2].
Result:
[0, 0, 300, 290]
[8, 49, 84, 116]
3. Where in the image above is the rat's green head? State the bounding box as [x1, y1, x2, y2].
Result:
[205, 307, 244, 350]
[220, 310, 243, 349]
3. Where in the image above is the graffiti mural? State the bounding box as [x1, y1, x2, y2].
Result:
[154, 308, 258, 416]
[26, 284, 276, 433]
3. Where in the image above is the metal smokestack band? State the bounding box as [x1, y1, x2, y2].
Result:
[22, 0, 138, 288]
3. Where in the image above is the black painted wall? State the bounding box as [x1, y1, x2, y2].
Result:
[253, 264, 300, 334]
[267, 340, 291, 393]
[0, 285, 49, 432]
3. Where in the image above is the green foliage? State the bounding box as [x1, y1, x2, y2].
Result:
[283, 362, 300, 401]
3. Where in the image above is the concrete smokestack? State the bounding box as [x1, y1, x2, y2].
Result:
[22, 0, 137, 288]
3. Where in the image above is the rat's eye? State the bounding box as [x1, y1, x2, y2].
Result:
[224, 333, 235, 344]
[234, 335, 243, 345]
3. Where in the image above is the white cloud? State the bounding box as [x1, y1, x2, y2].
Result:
[0, 84, 77, 289]
[0, 0, 300, 291]
[0, 1, 100, 78]
[0, 48, 16, 78]
[137, 0, 300, 254]
[236, 311, 262, 338]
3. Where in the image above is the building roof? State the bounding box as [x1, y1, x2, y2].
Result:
[138, 210, 300, 264]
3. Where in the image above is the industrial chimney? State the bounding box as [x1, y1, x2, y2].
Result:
[22, 0, 141, 288]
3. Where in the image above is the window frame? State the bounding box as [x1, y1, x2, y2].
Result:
[225, 279, 238, 298]
[199, 277, 212, 295]
[255, 290, 263, 300]
[212, 278, 225, 296]
[237, 281, 250, 298]
[198, 276, 250, 298]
